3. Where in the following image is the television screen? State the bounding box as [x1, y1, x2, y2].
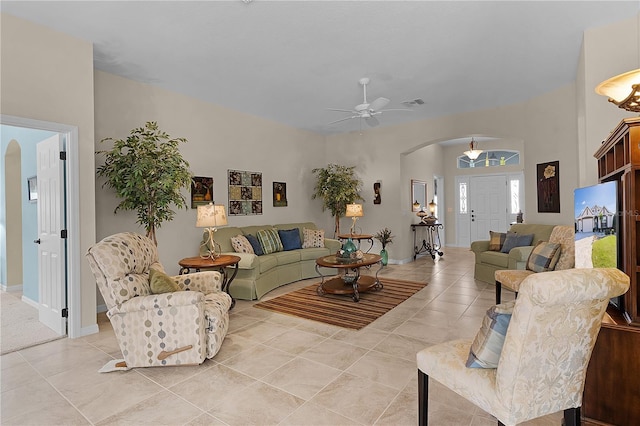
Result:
[574, 181, 618, 269]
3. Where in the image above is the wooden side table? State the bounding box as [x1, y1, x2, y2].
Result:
[178, 254, 241, 308]
[337, 233, 374, 253]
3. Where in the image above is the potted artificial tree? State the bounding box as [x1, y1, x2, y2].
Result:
[97, 121, 193, 245]
[312, 163, 364, 236]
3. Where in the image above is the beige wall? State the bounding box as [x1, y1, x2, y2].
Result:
[326, 82, 579, 261]
[94, 71, 328, 275]
[0, 13, 96, 330]
[2, 11, 637, 321]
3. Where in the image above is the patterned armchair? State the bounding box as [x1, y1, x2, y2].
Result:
[495, 225, 575, 304]
[417, 268, 629, 426]
[86, 232, 231, 368]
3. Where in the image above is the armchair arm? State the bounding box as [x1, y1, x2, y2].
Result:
[110, 291, 203, 315]
[507, 246, 535, 269]
[470, 240, 490, 254]
[174, 271, 223, 293]
[324, 238, 341, 253]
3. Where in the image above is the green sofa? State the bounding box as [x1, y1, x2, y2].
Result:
[470, 223, 557, 284]
[203, 222, 341, 300]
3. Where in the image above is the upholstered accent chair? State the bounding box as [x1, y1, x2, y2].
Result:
[417, 268, 629, 426]
[494, 225, 575, 304]
[86, 232, 232, 368]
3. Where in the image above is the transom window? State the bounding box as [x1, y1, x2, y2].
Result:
[457, 150, 520, 169]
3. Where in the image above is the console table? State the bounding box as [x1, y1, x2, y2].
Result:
[411, 223, 444, 260]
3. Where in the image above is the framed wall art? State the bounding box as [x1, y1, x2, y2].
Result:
[273, 182, 287, 207]
[27, 176, 37, 202]
[228, 169, 262, 215]
[537, 160, 560, 213]
[191, 176, 213, 208]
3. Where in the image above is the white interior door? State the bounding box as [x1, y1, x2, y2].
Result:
[469, 175, 508, 242]
[36, 134, 66, 335]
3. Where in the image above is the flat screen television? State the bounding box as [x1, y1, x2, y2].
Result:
[574, 180, 623, 312]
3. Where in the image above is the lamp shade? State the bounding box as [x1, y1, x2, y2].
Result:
[345, 203, 364, 217]
[595, 69, 640, 112]
[463, 138, 483, 160]
[428, 200, 437, 214]
[196, 203, 228, 228]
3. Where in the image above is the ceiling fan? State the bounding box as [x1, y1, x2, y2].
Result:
[327, 77, 411, 127]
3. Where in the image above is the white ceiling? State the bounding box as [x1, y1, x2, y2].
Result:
[2, 1, 638, 136]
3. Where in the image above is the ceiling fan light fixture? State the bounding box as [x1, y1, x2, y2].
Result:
[463, 138, 483, 160]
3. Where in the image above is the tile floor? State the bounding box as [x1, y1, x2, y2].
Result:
[0, 247, 561, 425]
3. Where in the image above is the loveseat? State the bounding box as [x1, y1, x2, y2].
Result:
[470, 223, 557, 283]
[202, 222, 341, 300]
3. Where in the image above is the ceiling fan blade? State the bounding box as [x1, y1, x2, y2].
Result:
[328, 116, 358, 125]
[327, 108, 356, 113]
[368, 97, 390, 112]
[379, 108, 413, 112]
[365, 116, 380, 127]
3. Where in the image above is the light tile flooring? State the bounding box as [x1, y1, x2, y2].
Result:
[0, 247, 561, 425]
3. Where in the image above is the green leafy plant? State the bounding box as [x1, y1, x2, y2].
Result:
[374, 227, 394, 250]
[97, 121, 193, 245]
[312, 164, 364, 235]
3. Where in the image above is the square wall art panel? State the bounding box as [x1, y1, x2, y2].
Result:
[228, 169, 262, 215]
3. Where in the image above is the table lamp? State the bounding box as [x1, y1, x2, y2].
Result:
[196, 203, 228, 259]
[425, 200, 438, 224]
[345, 203, 364, 235]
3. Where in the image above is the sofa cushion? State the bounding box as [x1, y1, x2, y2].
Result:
[272, 250, 302, 266]
[210, 226, 243, 253]
[149, 268, 180, 294]
[466, 300, 515, 368]
[257, 228, 284, 254]
[257, 254, 278, 273]
[488, 231, 506, 251]
[479, 251, 510, 268]
[231, 235, 254, 254]
[302, 228, 325, 248]
[501, 232, 534, 253]
[526, 242, 562, 273]
[244, 234, 264, 256]
[300, 246, 331, 261]
[278, 228, 302, 251]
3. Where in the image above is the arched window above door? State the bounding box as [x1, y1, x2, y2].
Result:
[457, 150, 520, 169]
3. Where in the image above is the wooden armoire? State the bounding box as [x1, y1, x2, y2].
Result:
[583, 117, 640, 425]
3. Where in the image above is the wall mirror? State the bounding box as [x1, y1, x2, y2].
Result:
[411, 179, 427, 212]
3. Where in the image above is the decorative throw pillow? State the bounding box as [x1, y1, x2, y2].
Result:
[500, 232, 534, 253]
[278, 228, 302, 251]
[231, 234, 254, 254]
[256, 228, 284, 254]
[244, 234, 264, 256]
[302, 228, 325, 248]
[488, 231, 506, 251]
[466, 300, 515, 368]
[149, 268, 180, 294]
[526, 241, 562, 273]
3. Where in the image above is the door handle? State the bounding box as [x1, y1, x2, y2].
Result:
[34, 239, 41, 244]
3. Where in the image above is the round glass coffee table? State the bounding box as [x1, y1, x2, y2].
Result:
[315, 253, 383, 302]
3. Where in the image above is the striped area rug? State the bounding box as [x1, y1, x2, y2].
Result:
[253, 278, 427, 329]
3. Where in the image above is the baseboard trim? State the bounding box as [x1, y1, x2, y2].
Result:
[78, 324, 99, 337]
[21, 295, 39, 309]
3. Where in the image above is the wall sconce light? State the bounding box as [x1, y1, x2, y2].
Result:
[595, 69, 640, 112]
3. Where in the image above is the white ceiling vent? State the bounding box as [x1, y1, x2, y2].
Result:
[401, 99, 425, 107]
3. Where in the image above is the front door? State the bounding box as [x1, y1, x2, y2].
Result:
[469, 175, 508, 242]
[36, 134, 66, 335]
